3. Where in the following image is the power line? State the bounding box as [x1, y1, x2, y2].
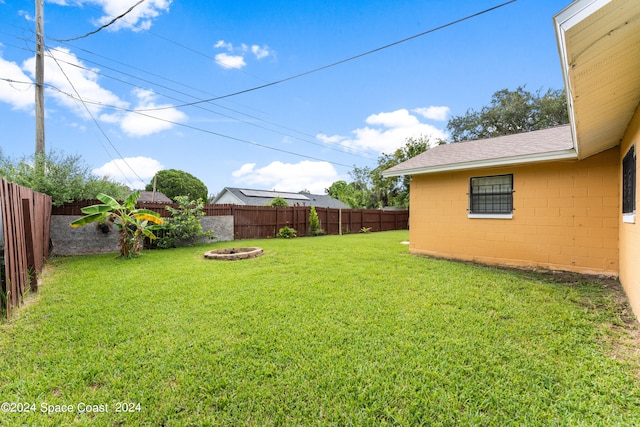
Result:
[40, 46, 373, 160]
[137, 0, 518, 112]
[2, 30, 374, 159]
[45, 46, 143, 187]
[55, 0, 145, 42]
[1, 75, 354, 168]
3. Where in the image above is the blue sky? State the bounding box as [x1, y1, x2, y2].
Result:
[0, 0, 569, 197]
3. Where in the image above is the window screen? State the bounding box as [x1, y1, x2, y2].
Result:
[623, 145, 636, 214]
[469, 174, 513, 214]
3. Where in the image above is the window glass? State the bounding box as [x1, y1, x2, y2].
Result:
[622, 145, 636, 214]
[469, 174, 513, 214]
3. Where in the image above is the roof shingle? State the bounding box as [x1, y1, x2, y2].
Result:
[384, 125, 575, 176]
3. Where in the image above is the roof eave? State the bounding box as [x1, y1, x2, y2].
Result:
[382, 148, 578, 177]
[554, 0, 640, 159]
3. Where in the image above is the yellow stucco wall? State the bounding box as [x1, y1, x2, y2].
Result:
[409, 147, 620, 276]
[619, 104, 640, 319]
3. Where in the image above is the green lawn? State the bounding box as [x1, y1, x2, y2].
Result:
[0, 230, 639, 426]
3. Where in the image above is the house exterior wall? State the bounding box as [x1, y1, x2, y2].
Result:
[408, 147, 620, 275]
[215, 191, 244, 205]
[619, 104, 640, 319]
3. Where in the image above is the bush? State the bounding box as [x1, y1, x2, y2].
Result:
[277, 226, 297, 239]
[156, 196, 214, 248]
[269, 197, 288, 207]
[309, 206, 324, 236]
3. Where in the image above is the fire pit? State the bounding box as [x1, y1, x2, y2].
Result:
[204, 247, 263, 260]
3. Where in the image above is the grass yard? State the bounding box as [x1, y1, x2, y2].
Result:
[0, 230, 639, 426]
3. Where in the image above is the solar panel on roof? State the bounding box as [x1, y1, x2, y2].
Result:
[240, 189, 310, 200]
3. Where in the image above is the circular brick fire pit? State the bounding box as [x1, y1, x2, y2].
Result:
[204, 247, 263, 260]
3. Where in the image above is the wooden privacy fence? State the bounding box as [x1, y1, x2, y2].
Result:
[0, 179, 52, 318]
[53, 202, 408, 240]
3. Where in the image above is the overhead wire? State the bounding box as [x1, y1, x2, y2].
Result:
[136, 0, 518, 112]
[40, 45, 373, 160]
[44, 46, 143, 187]
[3, 29, 374, 159]
[55, 0, 145, 42]
[0, 0, 518, 174]
[0, 74, 355, 168]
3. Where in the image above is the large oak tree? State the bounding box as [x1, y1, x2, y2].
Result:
[446, 86, 569, 142]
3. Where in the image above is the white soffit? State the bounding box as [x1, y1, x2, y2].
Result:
[555, 0, 640, 159]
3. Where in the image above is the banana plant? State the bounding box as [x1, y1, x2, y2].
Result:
[70, 191, 164, 258]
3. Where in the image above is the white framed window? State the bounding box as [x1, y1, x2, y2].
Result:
[468, 174, 514, 219]
[623, 145, 636, 224]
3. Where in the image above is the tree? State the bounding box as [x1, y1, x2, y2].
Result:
[70, 191, 164, 258]
[269, 197, 288, 207]
[327, 136, 430, 209]
[447, 86, 568, 142]
[371, 136, 429, 208]
[309, 206, 322, 236]
[146, 169, 208, 202]
[326, 176, 373, 209]
[0, 149, 129, 206]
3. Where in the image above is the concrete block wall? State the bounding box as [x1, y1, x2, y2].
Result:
[408, 147, 620, 276]
[50, 215, 234, 256]
[619, 105, 640, 319]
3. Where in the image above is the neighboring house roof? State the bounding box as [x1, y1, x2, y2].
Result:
[383, 125, 576, 177]
[213, 187, 349, 209]
[555, 0, 640, 159]
[136, 191, 172, 203]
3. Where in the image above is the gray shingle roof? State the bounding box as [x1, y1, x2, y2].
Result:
[134, 191, 172, 203]
[214, 187, 349, 209]
[383, 125, 576, 176]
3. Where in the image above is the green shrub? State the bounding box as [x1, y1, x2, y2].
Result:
[277, 226, 297, 238]
[156, 196, 214, 248]
[269, 197, 289, 207]
[309, 206, 324, 236]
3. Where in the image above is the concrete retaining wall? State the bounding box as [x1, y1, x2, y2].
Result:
[50, 215, 234, 256]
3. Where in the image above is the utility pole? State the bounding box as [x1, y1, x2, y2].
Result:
[35, 0, 45, 174]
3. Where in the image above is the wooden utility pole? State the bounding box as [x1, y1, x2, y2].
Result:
[35, 0, 45, 170]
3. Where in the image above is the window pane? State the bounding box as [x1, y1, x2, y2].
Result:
[623, 145, 636, 214]
[469, 175, 513, 214]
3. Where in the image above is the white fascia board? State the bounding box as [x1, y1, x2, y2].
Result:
[553, 0, 612, 159]
[554, 0, 611, 30]
[381, 149, 578, 177]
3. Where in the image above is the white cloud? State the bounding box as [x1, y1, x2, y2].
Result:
[87, 0, 172, 32]
[22, 47, 127, 119]
[213, 40, 273, 70]
[232, 161, 339, 194]
[8, 47, 183, 137]
[119, 88, 187, 137]
[93, 156, 163, 189]
[18, 10, 34, 21]
[251, 45, 271, 60]
[413, 106, 450, 121]
[214, 40, 232, 50]
[317, 108, 449, 154]
[0, 55, 34, 110]
[232, 163, 256, 177]
[366, 109, 420, 128]
[214, 53, 246, 70]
